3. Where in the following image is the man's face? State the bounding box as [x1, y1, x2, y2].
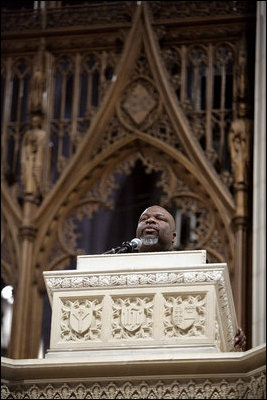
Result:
[136, 206, 176, 252]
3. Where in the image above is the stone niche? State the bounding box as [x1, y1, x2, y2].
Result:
[43, 250, 238, 359]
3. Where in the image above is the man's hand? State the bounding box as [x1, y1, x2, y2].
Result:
[234, 327, 246, 351]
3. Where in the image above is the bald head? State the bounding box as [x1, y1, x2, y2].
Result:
[136, 205, 176, 252]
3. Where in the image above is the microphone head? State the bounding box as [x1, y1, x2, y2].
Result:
[130, 238, 142, 250]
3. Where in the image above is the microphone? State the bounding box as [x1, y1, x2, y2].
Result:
[104, 238, 142, 254]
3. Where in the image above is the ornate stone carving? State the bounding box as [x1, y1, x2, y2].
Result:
[19, 226, 37, 242]
[112, 296, 153, 339]
[60, 298, 103, 341]
[93, 116, 129, 156]
[45, 175, 118, 271]
[158, 25, 249, 44]
[118, 78, 160, 131]
[145, 112, 184, 153]
[171, 195, 215, 249]
[205, 228, 230, 264]
[164, 294, 206, 337]
[216, 276, 235, 348]
[122, 83, 156, 125]
[1, 9, 42, 32]
[160, 39, 239, 191]
[45, 3, 134, 28]
[161, 46, 181, 91]
[46, 270, 224, 292]
[150, 1, 255, 20]
[133, 48, 154, 80]
[220, 170, 234, 189]
[214, 320, 222, 350]
[1, 371, 265, 399]
[61, 216, 83, 253]
[46, 265, 237, 351]
[44, 35, 126, 53]
[1, 3, 135, 33]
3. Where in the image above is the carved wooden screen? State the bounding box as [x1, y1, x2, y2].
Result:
[1, 1, 256, 358]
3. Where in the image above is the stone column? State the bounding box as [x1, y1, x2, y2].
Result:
[252, 1, 266, 347]
[9, 112, 47, 358]
[9, 193, 44, 358]
[229, 115, 252, 332]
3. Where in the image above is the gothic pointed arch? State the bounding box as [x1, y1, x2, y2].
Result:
[34, 3, 235, 267]
[35, 134, 234, 295]
[33, 3, 236, 288]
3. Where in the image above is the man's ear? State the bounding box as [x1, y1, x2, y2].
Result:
[172, 231, 177, 244]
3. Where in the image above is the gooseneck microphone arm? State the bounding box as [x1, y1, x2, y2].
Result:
[103, 245, 122, 254]
[104, 238, 142, 254]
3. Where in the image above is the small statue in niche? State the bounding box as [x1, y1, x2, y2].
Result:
[229, 37, 252, 187]
[228, 116, 251, 186]
[21, 112, 47, 199]
[237, 36, 248, 102]
[30, 40, 47, 113]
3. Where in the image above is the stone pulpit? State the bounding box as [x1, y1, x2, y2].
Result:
[43, 250, 238, 358]
[1, 251, 265, 399]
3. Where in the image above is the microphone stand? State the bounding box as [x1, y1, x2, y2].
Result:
[103, 241, 135, 254]
[103, 246, 121, 254]
[117, 242, 132, 253]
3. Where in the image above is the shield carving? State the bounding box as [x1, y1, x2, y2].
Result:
[172, 303, 196, 331]
[69, 304, 92, 334]
[121, 305, 144, 332]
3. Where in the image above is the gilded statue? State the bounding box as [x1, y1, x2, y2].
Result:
[21, 113, 47, 198]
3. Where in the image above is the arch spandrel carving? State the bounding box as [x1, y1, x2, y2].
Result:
[143, 4, 235, 212]
[34, 5, 143, 230]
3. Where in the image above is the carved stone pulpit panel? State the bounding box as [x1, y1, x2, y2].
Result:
[43, 250, 238, 359]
